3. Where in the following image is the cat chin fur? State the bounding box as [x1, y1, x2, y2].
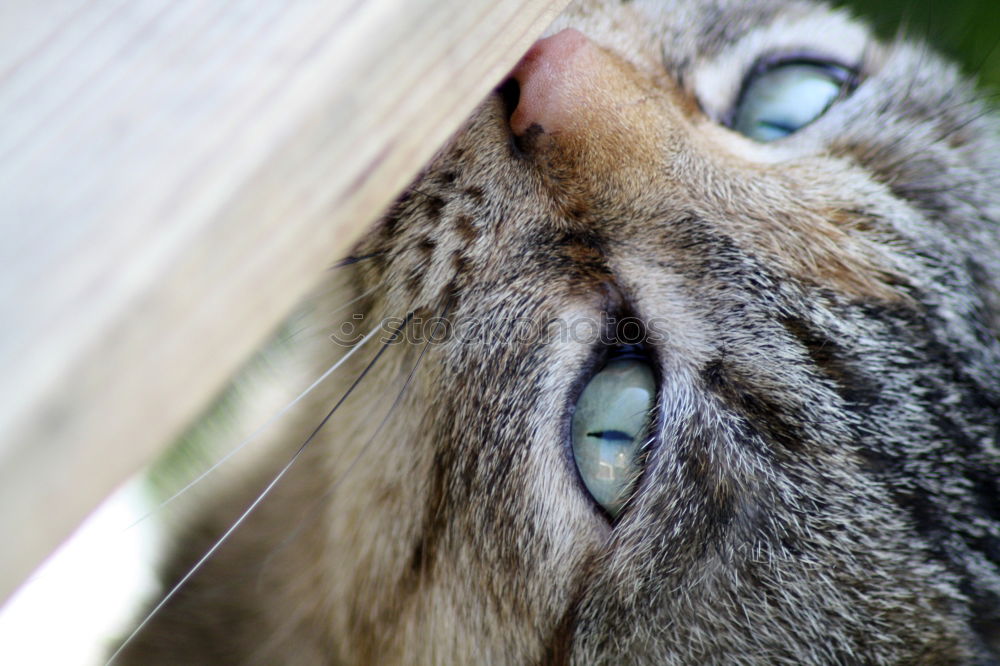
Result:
[121, 1, 1000, 663]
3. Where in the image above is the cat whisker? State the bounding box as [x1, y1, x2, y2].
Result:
[328, 279, 384, 317]
[105, 313, 413, 665]
[257, 299, 451, 580]
[332, 251, 386, 269]
[122, 313, 390, 531]
[274, 279, 387, 346]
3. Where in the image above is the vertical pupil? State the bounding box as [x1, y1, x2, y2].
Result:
[571, 357, 656, 518]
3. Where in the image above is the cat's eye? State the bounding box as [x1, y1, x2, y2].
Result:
[571, 354, 656, 518]
[732, 59, 854, 142]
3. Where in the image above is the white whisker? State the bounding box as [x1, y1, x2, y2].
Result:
[258, 300, 449, 571]
[106, 314, 410, 664]
[124, 315, 385, 530]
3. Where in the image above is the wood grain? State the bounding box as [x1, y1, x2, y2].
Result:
[0, 0, 569, 601]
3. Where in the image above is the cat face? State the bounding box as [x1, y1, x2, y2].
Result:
[124, 0, 1000, 663]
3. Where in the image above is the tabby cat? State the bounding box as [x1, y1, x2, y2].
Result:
[119, 0, 1000, 663]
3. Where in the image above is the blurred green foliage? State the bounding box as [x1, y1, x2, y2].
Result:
[843, 0, 1000, 91]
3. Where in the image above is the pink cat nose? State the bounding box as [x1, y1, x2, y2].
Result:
[507, 28, 595, 137]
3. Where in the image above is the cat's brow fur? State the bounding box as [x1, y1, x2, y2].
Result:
[121, 0, 1000, 663]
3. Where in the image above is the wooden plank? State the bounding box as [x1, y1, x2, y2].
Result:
[0, 0, 570, 602]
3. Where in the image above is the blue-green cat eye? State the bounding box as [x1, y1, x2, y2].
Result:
[732, 60, 853, 142]
[571, 357, 656, 518]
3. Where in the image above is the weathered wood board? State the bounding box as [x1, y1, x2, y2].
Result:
[0, 0, 569, 602]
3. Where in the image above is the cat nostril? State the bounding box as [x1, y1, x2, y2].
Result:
[497, 77, 521, 126]
[506, 28, 593, 137]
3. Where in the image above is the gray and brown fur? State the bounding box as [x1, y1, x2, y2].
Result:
[121, 0, 1000, 663]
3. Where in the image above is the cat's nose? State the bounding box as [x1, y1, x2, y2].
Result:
[507, 28, 598, 137]
[502, 27, 680, 201]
